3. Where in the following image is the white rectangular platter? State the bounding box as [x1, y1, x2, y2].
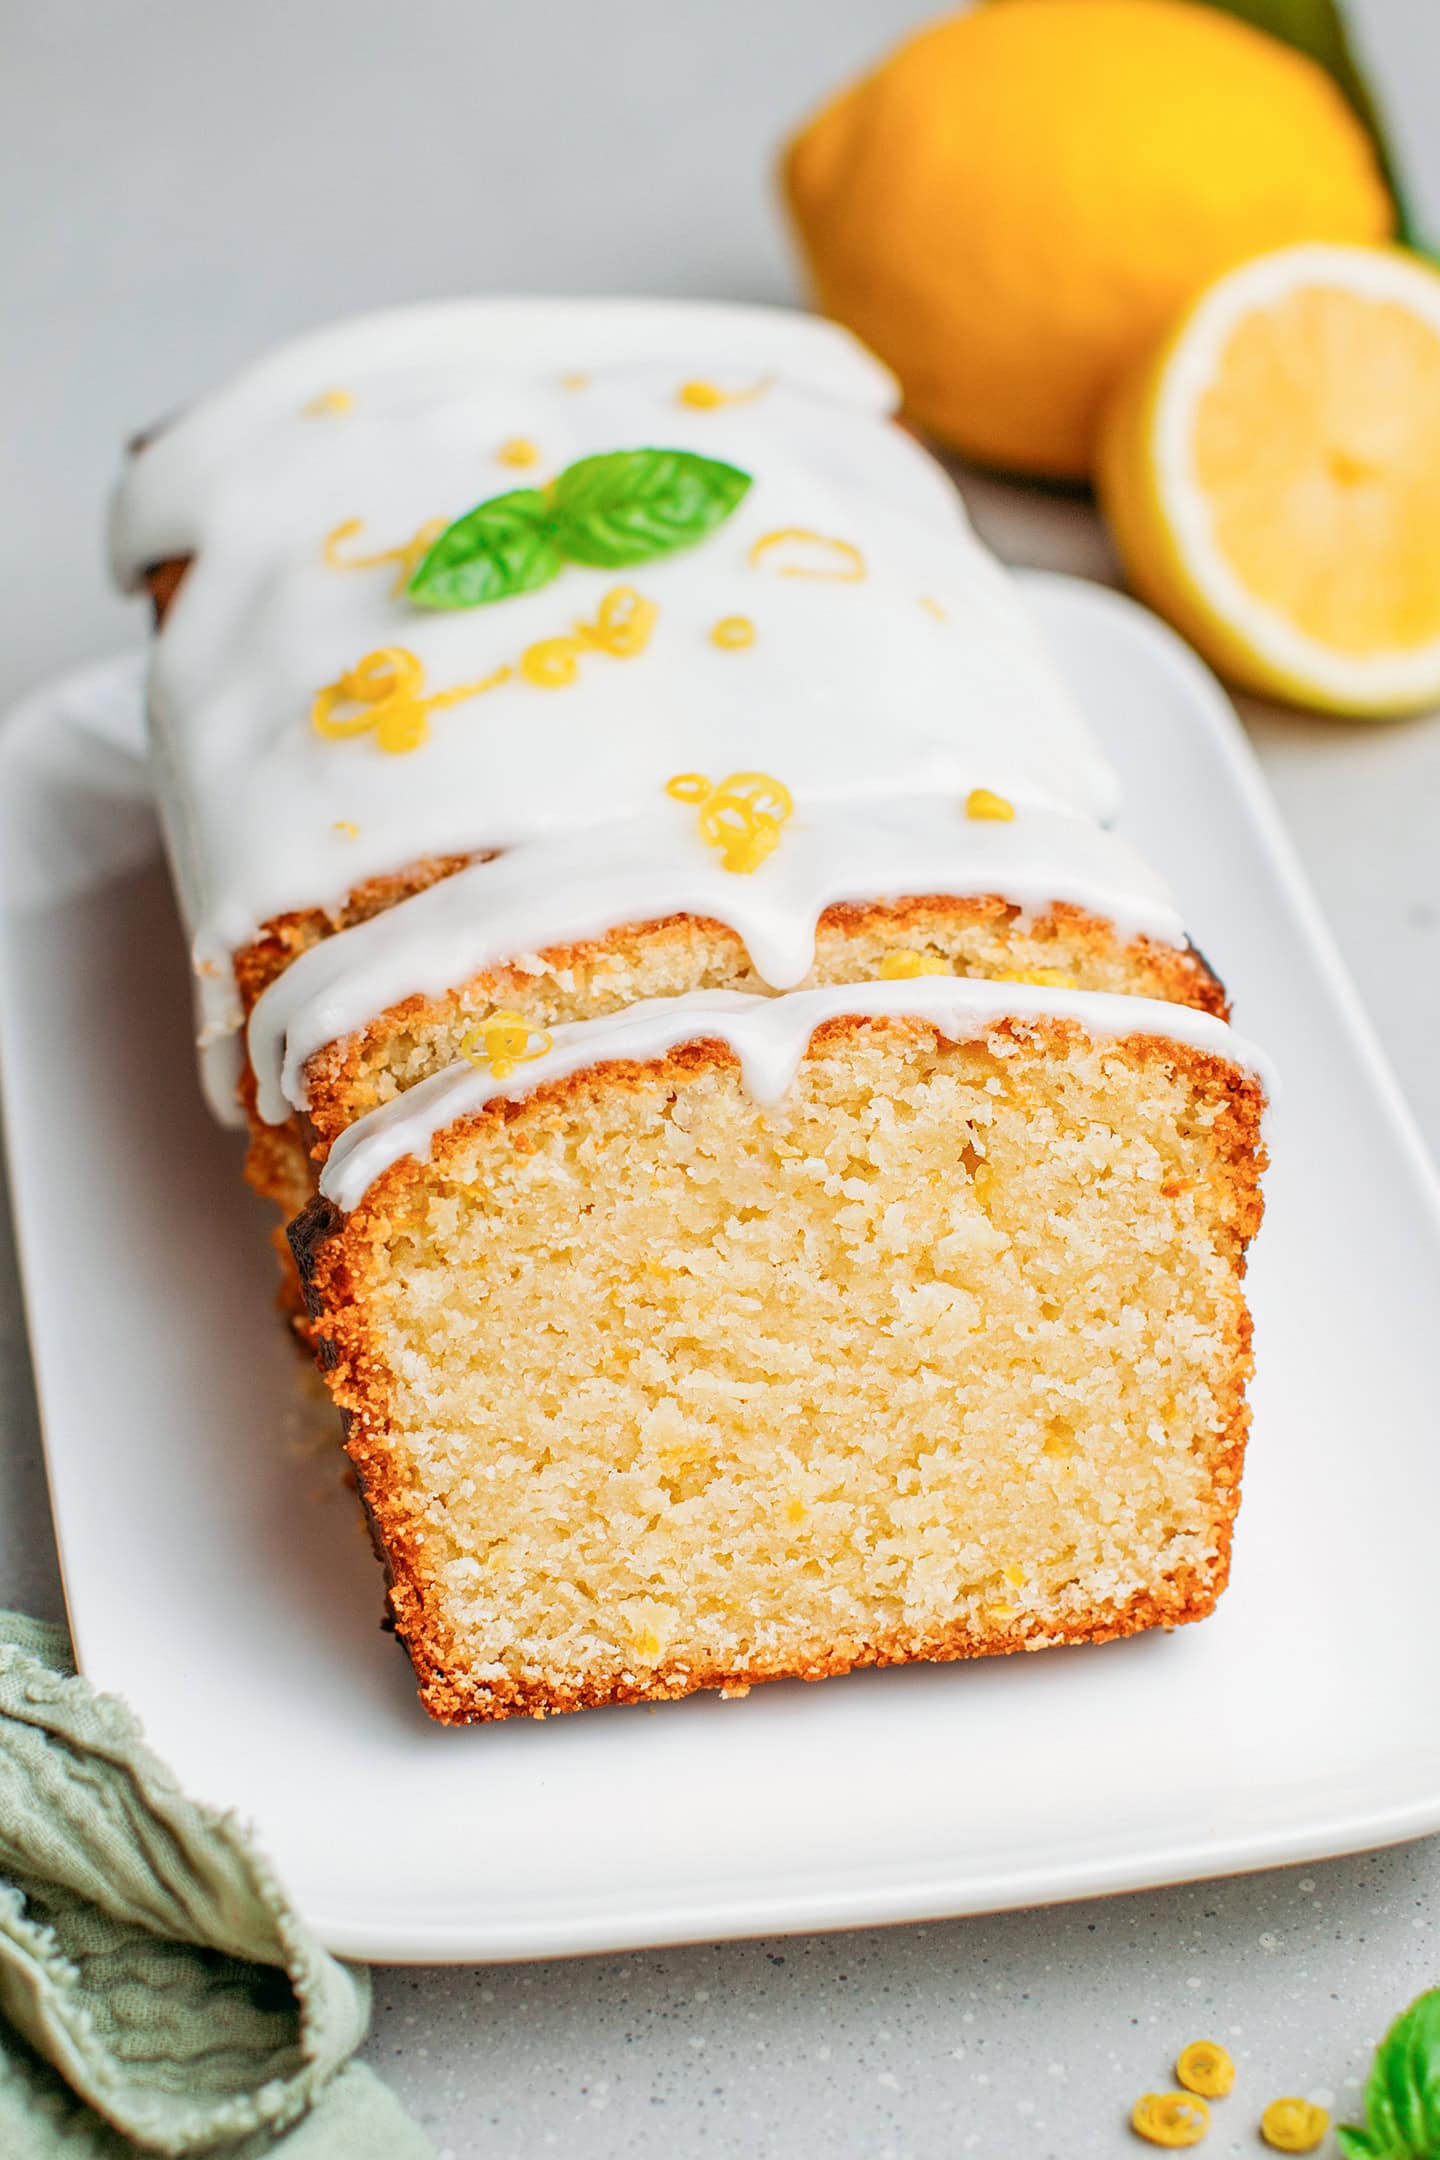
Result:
[4, 570, 1439, 1964]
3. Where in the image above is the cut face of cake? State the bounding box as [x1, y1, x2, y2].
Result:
[111, 297, 1269, 1721]
[297, 986, 1265, 1721]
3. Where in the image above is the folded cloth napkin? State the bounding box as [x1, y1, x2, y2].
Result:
[0, 1612, 433, 2158]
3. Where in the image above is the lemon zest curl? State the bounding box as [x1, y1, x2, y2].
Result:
[323, 517, 448, 596]
[677, 373, 774, 410]
[665, 770, 793, 874]
[1259, 2098, 1328, 2153]
[1131, 2090, 1210, 2147]
[311, 648, 510, 756]
[749, 527, 866, 581]
[459, 1009, 553, 1083]
[519, 586, 658, 688]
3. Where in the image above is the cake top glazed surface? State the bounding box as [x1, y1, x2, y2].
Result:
[112, 300, 1119, 956]
[109, 298, 1221, 1129]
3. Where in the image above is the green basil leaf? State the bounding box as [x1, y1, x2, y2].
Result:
[550, 449, 751, 568]
[407, 489, 563, 609]
[1338, 1990, 1440, 2160]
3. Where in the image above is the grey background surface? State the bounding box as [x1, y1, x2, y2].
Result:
[3, 4, 1440, 2153]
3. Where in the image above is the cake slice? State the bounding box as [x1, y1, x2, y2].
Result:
[294, 983, 1266, 1721]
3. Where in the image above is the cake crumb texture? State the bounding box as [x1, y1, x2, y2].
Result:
[297, 1014, 1265, 1722]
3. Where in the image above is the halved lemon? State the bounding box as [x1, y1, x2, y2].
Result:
[1098, 244, 1440, 715]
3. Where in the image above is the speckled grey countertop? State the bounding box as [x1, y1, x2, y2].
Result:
[3, 3, 1440, 2152]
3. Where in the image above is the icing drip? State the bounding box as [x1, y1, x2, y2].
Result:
[246, 798, 1185, 1124]
[318, 979, 1271, 1214]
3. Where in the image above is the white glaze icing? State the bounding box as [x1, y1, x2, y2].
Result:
[247, 799, 1185, 1125]
[111, 299, 1128, 1120]
[319, 980, 1270, 1214]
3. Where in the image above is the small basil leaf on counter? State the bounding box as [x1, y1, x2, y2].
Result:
[1337, 1988, 1440, 2159]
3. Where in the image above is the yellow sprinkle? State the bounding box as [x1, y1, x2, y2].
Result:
[677, 373, 773, 411]
[560, 371, 589, 391]
[1175, 2044, 1234, 2100]
[665, 769, 793, 875]
[332, 820, 359, 840]
[323, 515, 447, 595]
[919, 595, 947, 620]
[997, 966, 1079, 989]
[982, 1604, 1017, 1626]
[966, 787, 1015, 821]
[312, 648, 509, 755]
[302, 387, 354, 418]
[1131, 2092, 1210, 2147]
[1003, 1564, 1026, 1589]
[785, 1498, 808, 1526]
[711, 615, 756, 650]
[496, 437, 541, 468]
[879, 948, 951, 980]
[1042, 1423, 1075, 1459]
[749, 527, 866, 582]
[1259, 2098, 1328, 2153]
[458, 1008, 552, 1083]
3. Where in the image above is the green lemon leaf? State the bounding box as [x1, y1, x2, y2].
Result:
[1338, 1990, 1440, 2160]
[550, 449, 752, 568]
[408, 489, 563, 609]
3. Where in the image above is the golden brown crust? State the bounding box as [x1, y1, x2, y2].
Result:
[293, 1012, 1266, 1724]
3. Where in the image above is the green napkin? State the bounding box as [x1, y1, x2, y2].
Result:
[0, 1612, 433, 2158]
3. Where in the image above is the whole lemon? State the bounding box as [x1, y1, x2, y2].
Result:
[782, 0, 1393, 478]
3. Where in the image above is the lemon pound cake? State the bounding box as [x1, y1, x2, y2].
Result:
[295, 983, 1265, 1720]
[109, 296, 1269, 1720]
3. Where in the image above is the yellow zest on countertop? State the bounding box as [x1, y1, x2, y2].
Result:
[748, 527, 866, 582]
[1175, 2044, 1234, 2100]
[323, 516, 448, 596]
[665, 770, 794, 875]
[919, 595, 948, 620]
[302, 387, 354, 418]
[997, 966, 1079, 990]
[332, 820, 359, 840]
[966, 787, 1015, 821]
[519, 586, 658, 688]
[459, 1009, 553, 1083]
[312, 649, 511, 756]
[1131, 2091, 1210, 2147]
[711, 615, 756, 650]
[496, 437, 541, 468]
[879, 949, 950, 980]
[560, 371, 589, 391]
[1259, 2098, 1328, 2153]
[677, 373, 774, 410]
